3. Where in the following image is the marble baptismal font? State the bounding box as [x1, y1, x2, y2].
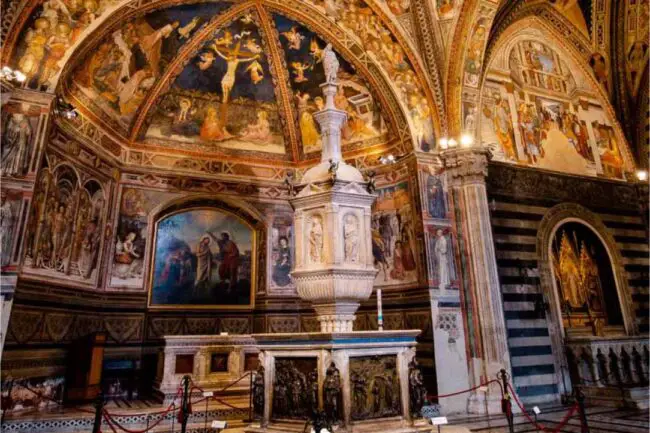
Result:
[245, 46, 431, 433]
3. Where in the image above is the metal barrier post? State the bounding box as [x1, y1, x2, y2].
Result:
[576, 389, 590, 433]
[180, 375, 191, 433]
[499, 369, 515, 433]
[92, 393, 104, 433]
[248, 371, 254, 422]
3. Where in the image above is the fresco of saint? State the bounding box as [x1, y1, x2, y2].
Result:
[483, 95, 517, 161]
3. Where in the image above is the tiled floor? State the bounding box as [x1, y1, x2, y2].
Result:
[455, 406, 649, 433]
[2, 402, 648, 433]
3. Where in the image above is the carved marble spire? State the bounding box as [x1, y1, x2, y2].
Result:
[290, 73, 377, 333]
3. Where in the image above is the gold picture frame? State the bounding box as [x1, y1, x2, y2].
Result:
[147, 205, 256, 310]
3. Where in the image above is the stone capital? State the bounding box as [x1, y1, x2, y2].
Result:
[440, 147, 489, 186]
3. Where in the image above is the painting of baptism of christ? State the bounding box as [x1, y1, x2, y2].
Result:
[149, 208, 255, 309]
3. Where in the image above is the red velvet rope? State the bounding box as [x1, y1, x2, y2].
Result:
[427, 379, 502, 401]
[103, 402, 177, 433]
[507, 383, 579, 433]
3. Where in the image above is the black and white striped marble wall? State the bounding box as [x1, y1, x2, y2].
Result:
[486, 162, 649, 407]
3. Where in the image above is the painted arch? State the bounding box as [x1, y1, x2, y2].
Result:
[476, 17, 636, 180]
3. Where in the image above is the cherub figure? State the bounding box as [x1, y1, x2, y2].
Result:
[246, 60, 264, 84]
[291, 62, 310, 82]
[244, 38, 262, 54]
[178, 17, 200, 39]
[281, 26, 305, 50]
[309, 38, 324, 62]
[240, 14, 254, 24]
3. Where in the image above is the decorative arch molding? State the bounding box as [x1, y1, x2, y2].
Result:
[145, 193, 268, 296]
[482, 2, 592, 78]
[475, 15, 637, 174]
[536, 203, 637, 340]
[447, 0, 596, 137]
[445, 0, 493, 136]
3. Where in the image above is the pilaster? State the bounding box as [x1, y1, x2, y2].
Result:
[440, 147, 513, 414]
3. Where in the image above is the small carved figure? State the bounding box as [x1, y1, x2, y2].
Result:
[290, 373, 304, 413]
[322, 43, 339, 83]
[306, 371, 318, 411]
[365, 169, 377, 194]
[253, 366, 265, 417]
[273, 376, 288, 415]
[351, 373, 367, 416]
[324, 362, 341, 421]
[0, 190, 14, 267]
[309, 215, 323, 263]
[343, 214, 359, 263]
[408, 359, 427, 416]
[328, 159, 339, 183]
[284, 171, 295, 197]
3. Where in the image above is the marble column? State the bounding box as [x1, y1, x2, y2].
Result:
[440, 147, 513, 414]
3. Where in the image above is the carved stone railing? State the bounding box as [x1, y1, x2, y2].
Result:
[566, 336, 649, 388]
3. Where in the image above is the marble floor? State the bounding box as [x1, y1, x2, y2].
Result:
[2, 401, 648, 433]
[449, 405, 649, 433]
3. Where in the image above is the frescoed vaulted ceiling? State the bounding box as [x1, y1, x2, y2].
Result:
[1, 0, 643, 173]
[5, 0, 442, 164]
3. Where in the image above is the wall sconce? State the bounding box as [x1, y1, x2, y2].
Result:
[636, 170, 648, 182]
[460, 134, 474, 148]
[378, 153, 406, 165]
[439, 135, 475, 150]
[0, 66, 26, 84]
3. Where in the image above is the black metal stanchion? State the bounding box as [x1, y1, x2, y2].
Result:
[248, 371, 254, 423]
[576, 388, 590, 433]
[146, 413, 150, 432]
[205, 393, 209, 432]
[499, 369, 515, 433]
[180, 375, 191, 433]
[171, 403, 176, 433]
[92, 393, 104, 433]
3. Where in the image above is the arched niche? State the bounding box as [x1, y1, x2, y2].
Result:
[537, 204, 636, 342]
[144, 194, 266, 310]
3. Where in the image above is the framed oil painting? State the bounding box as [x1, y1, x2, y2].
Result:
[148, 207, 255, 309]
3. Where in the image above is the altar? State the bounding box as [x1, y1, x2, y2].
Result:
[246, 330, 433, 433]
[154, 334, 257, 403]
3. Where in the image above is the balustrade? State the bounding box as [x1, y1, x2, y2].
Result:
[565, 336, 649, 388]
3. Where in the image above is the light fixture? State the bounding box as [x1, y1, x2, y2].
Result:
[439, 137, 449, 149]
[448, 138, 458, 148]
[0, 66, 26, 83]
[636, 170, 648, 182]
[378, 154, 398, 165]
[460, 133, 474, 147]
